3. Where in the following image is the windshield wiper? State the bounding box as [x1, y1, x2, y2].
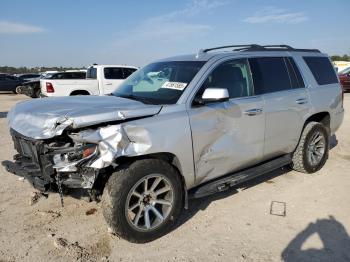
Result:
[116, 94, 154, 105]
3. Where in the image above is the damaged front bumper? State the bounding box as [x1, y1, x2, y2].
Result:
[2, 157, 51, 191]
[2, 129, 101, 193]
[4, 119, 153, 195]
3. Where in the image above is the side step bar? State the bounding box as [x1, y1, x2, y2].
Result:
[189, 154, 292, 199]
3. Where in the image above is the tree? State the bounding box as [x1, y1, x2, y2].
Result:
[331, 54, 350, 62]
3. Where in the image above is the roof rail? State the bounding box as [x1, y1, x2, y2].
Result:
[198, 44, 320, 55]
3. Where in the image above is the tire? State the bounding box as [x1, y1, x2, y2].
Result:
[102, 158, 183, 243]
[15, 86, 22, 94]
[34, 88, 41, 98]
[291, 121, 329, 173]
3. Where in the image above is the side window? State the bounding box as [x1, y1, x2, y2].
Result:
[86, 68, 97, 79]
[249, 57, 291, 95]
[123, 68, 137, 79]
[5, 75, 17, 81]
[104, 67, 123, 79]
[199, 59, 253, 99]
[285, 57, 305, 88]
[71, 72, 86, 79]
[303, 56, 338, 85]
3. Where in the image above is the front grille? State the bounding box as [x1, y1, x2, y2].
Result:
[9, 129, 55, 185]
[11, 129, 41, 165]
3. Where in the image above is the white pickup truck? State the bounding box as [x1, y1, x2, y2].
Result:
[40, 65, 138, 97]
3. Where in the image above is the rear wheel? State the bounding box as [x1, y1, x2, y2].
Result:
[291, 122, 329, 173]
[102, 159, 183, 243]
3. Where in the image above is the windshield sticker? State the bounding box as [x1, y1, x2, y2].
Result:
[161, 81, 187, 91]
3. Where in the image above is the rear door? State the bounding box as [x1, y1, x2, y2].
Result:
[249, 56, 309, 160]
[102, 67, 125, 93]
[0, 75, 6, 90]
[4, 75, 21, 91]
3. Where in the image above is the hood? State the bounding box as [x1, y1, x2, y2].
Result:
[8, 96, 162, 139]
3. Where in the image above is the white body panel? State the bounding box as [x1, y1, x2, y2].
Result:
[41, 65, 138, 97]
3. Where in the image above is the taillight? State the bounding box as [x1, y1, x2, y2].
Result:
[46, 82, 54, 93]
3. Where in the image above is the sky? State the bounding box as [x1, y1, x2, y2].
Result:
[0, 0, 349, 67]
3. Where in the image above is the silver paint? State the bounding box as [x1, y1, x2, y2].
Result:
[6, 50, 344, 190]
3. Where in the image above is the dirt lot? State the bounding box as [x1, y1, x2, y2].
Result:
[0, 93, 349, 262]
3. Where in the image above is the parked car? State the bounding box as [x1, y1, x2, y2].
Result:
[18, 71, 86, 98]
[0, 74, 23, 93]
[16, 73, 42, 82]
[338, 66, 350, 92]
[40, 65, 138, 97]
[3, 44, 344, 243]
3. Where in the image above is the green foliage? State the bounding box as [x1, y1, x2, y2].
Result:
[331, 54, 350, 62]
[0, 66, 85, 74]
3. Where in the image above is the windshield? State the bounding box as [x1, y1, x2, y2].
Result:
[339, 67, 350, 75]
[113, 61, 205, 105]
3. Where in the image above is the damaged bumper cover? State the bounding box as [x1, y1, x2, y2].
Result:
[3, 124, 153, 191]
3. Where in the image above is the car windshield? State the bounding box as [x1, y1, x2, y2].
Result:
[339, 67, 350, 74]
[112, 61, 205, 105]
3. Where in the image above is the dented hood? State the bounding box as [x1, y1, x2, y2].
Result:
[7, 96, 162, 139]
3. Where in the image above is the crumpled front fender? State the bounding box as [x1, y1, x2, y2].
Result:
[69, 124, 152, 169]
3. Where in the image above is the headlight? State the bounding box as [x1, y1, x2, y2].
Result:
[53, 144, 97, 167]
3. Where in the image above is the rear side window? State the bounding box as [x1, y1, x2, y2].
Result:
[104, 67, 124, 79]
[71, 72, 86, 79]
[87, 67, 97, 79]
[303, 57, 338, 85]
[249, 57, 291, 95]
[285, 57, 305, 88]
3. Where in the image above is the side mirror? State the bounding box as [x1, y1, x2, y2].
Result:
[194, 88, 229, 105]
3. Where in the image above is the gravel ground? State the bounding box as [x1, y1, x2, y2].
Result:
[0, 93, 349, 262]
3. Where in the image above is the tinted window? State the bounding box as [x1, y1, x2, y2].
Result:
[50, 72, 85, 79]
[285, 57, 305, 88]
[199, 59, 253, 99]
[249, 57, 291, 95]
[104, 67, 124, 79]
[71, 72, 86, 79]
[87, 67, 97, 79]
[123, 68, 137, 78]
[303, 57, 338, 85]
[5, 75, 18, 81]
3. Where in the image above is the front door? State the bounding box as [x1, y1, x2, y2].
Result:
[188, 58, 265, 185]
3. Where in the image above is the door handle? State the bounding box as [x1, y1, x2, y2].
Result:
[244, 108, 263, 116]
[105, 83, 112, 86]
[295, 98, 308, 104]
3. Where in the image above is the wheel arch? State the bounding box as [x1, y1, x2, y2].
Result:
[304, 111, 331, 134]
[113, 152, 188, 208]
[70, 90, 91, 95]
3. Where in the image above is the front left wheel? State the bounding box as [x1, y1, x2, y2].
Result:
[102, 159, 183, 243]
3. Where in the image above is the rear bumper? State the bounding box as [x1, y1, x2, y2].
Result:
[2, 158, 51, 191]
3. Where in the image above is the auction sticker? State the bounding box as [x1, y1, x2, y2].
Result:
[161, 81, 187, 90]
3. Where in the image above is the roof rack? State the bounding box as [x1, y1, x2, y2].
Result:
[198, 44, 320, 56]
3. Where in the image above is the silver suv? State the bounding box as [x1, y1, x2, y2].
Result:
[3, 44, 344, 243]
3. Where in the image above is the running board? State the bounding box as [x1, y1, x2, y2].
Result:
[189, 154, 292, 199]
